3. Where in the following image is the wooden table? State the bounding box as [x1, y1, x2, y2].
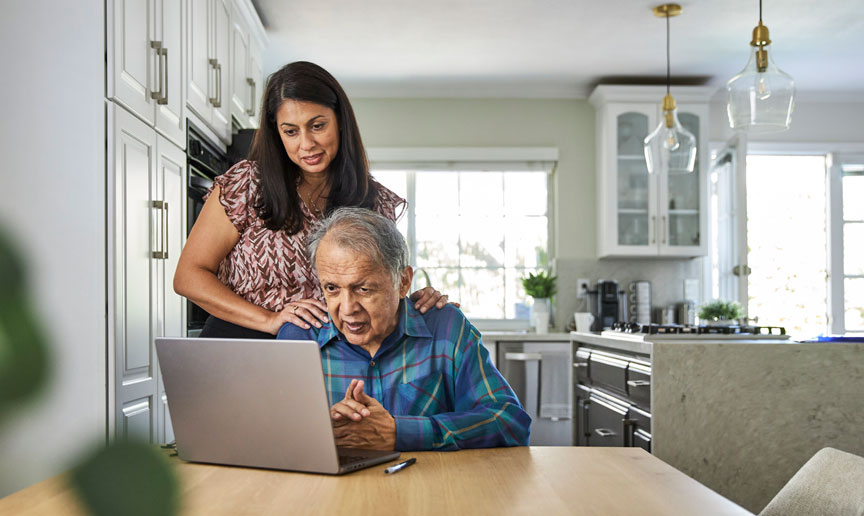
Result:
[0, 447, 752, 515]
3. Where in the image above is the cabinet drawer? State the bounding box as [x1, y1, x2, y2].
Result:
[587, 393, 628, 447]
[589, 351, 628, 395]
[633, 428, 652, 452]
[626, 360, 651, 408]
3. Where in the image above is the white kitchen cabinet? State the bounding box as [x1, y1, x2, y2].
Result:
[109, 104, 186, 444]
[108, 0, 186, 148]
[186, 0, 231, 143]
[589, 85, 713, 258]
[230, 0, 266, 128]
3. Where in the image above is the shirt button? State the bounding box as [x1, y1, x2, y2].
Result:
[370, 360, 375, 366]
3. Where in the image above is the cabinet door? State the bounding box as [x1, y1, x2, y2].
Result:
[155, 135, 186, 444]
[658, 103, 709, 257]
[230, 9, 250, 126]
[154, 0, 186, 148]
[186, 0, 211, 122]
[110, 0, 157, 125]
[601, 104, 659, 257]
[112, 105, 158, 442]
[211, 0, 232, 142]
[248, 42, 263, 127]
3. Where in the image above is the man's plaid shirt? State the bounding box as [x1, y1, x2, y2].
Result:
[278, 299, 531, 451]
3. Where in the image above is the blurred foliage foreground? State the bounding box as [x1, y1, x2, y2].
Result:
[0, 228, 178, 515]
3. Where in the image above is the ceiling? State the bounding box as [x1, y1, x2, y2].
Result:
[254, 0, 864, 100]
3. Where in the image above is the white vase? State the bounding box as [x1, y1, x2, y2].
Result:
[530, 298, 550, 332]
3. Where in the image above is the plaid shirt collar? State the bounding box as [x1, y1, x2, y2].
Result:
[316, 298, 433, 351]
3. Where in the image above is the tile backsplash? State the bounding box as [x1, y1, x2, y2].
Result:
[553, 257, 706, 330]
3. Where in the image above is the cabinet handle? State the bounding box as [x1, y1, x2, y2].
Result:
[246, 78, 256, 116]
[151, 200, 167, 259]
[216, 62, 223, 108]
[661, 215, 667, 244]
[594, 428, 616, 437]
[208, 59, 221, 107]
[157, 47, 168, 105]
[574, 362, 588, 368]
[162, 201, 169, 260]
[150, 41, 163, 102]
[627, 380, 650, 388]
[651, 215, 656, 244]
[504, 352, 542, 361]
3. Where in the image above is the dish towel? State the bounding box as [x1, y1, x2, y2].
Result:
[539, 350, 572, 420]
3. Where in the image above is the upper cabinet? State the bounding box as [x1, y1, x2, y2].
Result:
[589, 85, 713, 259]
[230, 0, 266, 129]
[109, 0, 186, 148]
[186, 0, 232, 143]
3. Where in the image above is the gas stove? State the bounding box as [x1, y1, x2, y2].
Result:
[603, 322, 791, 341]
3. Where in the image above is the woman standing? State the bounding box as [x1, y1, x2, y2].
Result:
[174, 62, 447, 338]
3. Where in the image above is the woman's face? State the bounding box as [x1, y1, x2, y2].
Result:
[275, 99, 340, 178]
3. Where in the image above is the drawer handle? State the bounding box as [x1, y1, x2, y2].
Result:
[505, 352, 542, 361]
[627, 380, 650, 387]
[594, 428, 616, 437]
[574, 362, 588, 368]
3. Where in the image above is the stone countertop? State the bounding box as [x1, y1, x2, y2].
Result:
[570, 331, 653, 355]
[480, 331, 572, 342]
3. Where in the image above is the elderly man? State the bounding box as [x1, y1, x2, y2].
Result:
[277, 207, 530, 451]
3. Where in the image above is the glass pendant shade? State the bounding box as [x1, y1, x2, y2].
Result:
[644, 103, 697, 174]
[727, 43, 795, 132]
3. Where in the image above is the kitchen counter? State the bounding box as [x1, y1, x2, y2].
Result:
[482, 331, 571, 342]
[570, 331, 652, 355]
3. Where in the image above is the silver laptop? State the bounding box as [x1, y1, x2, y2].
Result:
[155, 337, 400, 474]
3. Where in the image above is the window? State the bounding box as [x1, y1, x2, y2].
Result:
[709, 147, 864, 338]
[371, 153, 554, 322]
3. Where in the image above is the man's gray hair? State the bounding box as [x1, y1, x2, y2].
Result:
[307, 207, 410, 287]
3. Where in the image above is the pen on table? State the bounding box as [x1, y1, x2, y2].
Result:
[385, 458, 416, 475]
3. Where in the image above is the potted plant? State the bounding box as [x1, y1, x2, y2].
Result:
[697, 300, 745, 325]
[521, 270, 557, 315]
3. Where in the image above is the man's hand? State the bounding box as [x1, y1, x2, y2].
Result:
[330, 379, 396, 450]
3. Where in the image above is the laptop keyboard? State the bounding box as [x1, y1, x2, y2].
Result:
[339, 454, 369, 466]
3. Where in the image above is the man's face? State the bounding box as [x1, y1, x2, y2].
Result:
[316, 236, 412, 352]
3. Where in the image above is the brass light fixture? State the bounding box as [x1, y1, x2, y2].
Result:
[726, 0, 795, 132]
[644, 4, 697, 175]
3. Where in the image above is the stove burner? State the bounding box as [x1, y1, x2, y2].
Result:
[610, 322, 786, 336]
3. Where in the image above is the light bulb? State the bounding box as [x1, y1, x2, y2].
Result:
[663, 127, 680, 151]
[756, 75, 771, 100]
[644, 107, 697, 174]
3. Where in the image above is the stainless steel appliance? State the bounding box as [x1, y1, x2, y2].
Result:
[497, 342, 573, 446]
[185, 123, 230, 336]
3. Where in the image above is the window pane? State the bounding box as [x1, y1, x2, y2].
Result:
[460, 216, 504, 267]
[419, 268, 461, 305]
[373, 171, 407, 200]
[505, 268, 533, 319]
[845, 223, 864, 276]
[460, 172, 503, 216]
[505, 216, 548, 267]
[460, 268, 505, 319]
[505, 173, 547, 215]
[843, 174, 864, 221]
[746, 155, 828, 338]
[416, 172, 458, 215]
[845, 278, 864, 332]
[415, 215, 459, 267]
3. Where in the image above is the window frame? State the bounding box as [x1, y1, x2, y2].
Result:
[369, 147, 558, 329]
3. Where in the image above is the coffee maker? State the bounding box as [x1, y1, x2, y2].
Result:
[588, 280, 624, 331]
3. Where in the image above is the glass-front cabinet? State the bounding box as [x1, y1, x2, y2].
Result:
[589, 85, 711, 258]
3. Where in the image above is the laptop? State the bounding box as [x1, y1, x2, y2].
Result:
[155, 337, 401, 474]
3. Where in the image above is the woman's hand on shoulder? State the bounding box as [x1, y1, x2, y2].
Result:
[271, 298, 329, 333]
[409, 287, 460, 314]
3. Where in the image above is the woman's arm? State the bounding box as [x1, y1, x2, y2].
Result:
[173, 186, 326, 334]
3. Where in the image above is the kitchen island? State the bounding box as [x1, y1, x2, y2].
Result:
[571, 331, 864, 513]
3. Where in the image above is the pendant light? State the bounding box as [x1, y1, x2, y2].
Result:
[644, 4, 697, 175]
[726, 0, 795, 132]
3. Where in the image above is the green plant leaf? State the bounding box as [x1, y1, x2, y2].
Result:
[71, 441, 179, 516]
[521, 270, 557, 299]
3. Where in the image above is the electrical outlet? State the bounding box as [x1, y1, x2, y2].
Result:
[577, 278, 591, 298]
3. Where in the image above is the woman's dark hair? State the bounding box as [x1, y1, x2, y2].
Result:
[248, 61, 377, 233]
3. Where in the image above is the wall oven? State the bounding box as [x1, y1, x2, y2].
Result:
[185, 122, 230, 336]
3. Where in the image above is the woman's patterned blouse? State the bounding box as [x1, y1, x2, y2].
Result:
[204, 160, 406, 312]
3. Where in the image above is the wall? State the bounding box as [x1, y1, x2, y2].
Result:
[0, 1, 107, 496]
[352, 98, 705, 328]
